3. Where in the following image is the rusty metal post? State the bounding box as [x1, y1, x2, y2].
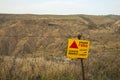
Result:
[78, 34, 85, 80]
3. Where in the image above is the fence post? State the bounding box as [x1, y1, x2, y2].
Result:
[77, 34, 85, 80]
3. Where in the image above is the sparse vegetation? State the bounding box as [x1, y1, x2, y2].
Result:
[0, 14, 120, 80]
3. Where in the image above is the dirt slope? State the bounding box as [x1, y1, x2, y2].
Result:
[0, 14, 120, 56]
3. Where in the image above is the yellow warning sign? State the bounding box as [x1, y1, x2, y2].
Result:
[66, 39, 90, 59]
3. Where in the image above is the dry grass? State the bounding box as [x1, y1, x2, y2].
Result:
[0, 50, 120, 80]
[0, 14, 120, 80]
[0, 56, 82, 80]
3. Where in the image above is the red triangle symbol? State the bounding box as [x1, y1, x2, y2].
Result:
[69, 41, 78, 49]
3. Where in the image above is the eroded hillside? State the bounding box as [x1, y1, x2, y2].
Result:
[0, 14, 120, 56]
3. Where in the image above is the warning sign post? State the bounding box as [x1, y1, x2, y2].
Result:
[67, 39, 90, 59]
[66, 35, 90, 80]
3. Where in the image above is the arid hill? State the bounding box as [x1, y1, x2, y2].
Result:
[0, 14, 120, 56]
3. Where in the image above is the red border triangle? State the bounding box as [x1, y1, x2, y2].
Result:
[69, 41, 78, 49]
